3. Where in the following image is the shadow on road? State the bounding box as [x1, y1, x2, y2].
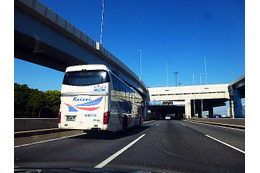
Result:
[71, 125, 150, 140]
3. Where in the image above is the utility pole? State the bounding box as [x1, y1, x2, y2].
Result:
[174, 72, 179, 86]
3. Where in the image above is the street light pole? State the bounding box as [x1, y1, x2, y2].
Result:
[204, 57, 208, 84]
[192, 74, 196, 117]
[139, 50, 141, 81]
[174, 72, 179, 86]
[166, 59, 168, 87]
[39, 106, 49, 118]
[200, 73, 204, 118]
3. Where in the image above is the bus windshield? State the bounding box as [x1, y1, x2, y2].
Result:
[62, 70, 110, 86]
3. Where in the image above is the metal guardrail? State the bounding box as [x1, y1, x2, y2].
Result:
[149, 82, 230, 88]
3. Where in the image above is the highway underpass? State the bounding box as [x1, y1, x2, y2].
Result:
[146, 98, 228, 120]
[148, 84, 230, 119]
[147, 105, 185, 120]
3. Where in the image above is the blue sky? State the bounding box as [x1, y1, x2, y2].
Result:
[14, 0, 245, 91]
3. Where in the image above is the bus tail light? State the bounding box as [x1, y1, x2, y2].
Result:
[58, 111, 61, 123]
[103, 112, 110, 124]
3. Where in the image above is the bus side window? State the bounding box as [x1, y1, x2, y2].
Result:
[112, 74, 117, 91]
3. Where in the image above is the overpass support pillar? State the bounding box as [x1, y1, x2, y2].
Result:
[209, 107, 214, 118]
[144, 104, 147, 120]
[185, 99, 191, 119]
[143, 94, 150, 120]
[229, 100, 235, 118]
[233, 89, 244, 118]
[229, 86, 244, 118]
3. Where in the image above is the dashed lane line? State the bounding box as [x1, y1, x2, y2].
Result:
[94, 134, 146, 168]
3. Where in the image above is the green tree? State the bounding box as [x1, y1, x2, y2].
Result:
[27, 89, 46, 118]
[14, 83, 61, 118]
[44, 90, 61, 118]
[14, 83, 31, 118]
[45, 90, 61, 106]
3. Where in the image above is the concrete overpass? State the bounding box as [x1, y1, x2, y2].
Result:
[14, 0, 147, 97]
[229, 74, 245, 118]
[148, 84, 230, 119]
[14, 0, 245, 120]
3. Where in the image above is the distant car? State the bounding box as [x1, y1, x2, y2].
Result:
[165, 116, 171, 120]
[213, 114, 221, 118]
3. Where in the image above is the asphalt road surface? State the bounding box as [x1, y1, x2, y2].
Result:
[14, 120, 245, 173]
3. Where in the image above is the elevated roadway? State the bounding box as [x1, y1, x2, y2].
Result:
[148, 84, 229, 119]
[229, 74, 245, 118]
[14, 0, 147, 97]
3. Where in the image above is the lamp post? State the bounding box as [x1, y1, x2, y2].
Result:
[174, 72, 179, 86]
[192, 74, 196, 117]
[39, 106, 49, 118]
[200, 73, 204, 118]
[204, 57, 208, 84]
[139, 50, 141, 81]
[166, 59, 168, 86]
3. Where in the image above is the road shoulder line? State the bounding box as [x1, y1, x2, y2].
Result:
[205, 134, 245, 154]
[14, 133, 84, 148]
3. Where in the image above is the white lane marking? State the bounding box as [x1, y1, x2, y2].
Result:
[94, 134, 146, 168]
[179, 123, 186, 127]
[143, 120, 155, 124]
[205, 135, 245, 154]
[156, 123, 160, 126]
[14, 133, 84, 148]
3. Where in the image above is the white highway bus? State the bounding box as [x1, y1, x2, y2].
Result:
[59, 65, 143, 132]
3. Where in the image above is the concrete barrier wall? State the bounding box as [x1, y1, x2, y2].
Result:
[189, 118, 245, 126]
[14, 118, 58, 132]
